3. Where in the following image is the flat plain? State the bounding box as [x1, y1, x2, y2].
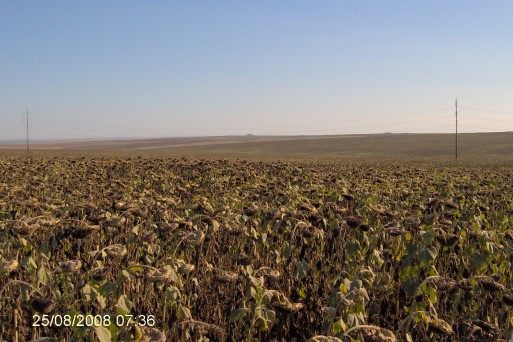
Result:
[1, 132, 513, 161]
[1, 133, 513, 341]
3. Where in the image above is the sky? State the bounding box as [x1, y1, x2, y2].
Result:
[1, 1, 513, 140]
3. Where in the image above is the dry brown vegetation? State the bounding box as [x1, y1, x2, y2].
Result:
[1, 155, 513, 341]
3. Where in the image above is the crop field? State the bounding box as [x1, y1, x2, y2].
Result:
[1, 155, 513, 341]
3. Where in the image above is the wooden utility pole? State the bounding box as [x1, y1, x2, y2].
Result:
[23, 110, 30, 153]
[455, 98, 458, 161]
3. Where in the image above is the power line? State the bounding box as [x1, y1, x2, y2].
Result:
[459, 107, 513, 116]
[34, 107, 452, 133]
[463, 116, 513, 124]
[274, 116, 452, 135]
[32, 113, 451, 137]
[15, 103, 513, 139]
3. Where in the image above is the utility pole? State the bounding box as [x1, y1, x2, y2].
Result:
[455, 98, 458, 161]
[23, 110, 30, 153]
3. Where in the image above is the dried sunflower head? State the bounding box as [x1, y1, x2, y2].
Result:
[274, 301, 304, 313]
[344, 288, 369, 305]
[141, 327, 166, 342]
[503, 293, 513, 306]
[184, 231, 205, 246]
[308, 336, 343, 342]
[104, 244, 128, 259]
[226, 225, 245, 236]
[213, 269, 238, 283]
[175, 259, 195, 274]
[362, 328, 397, 342]
[385, 227, 404, 237]
[146, 267, 174, 283]
[479, 277, 506, 292]
[31, 297, 55, 314]
[321, 306, 337, 316]
[346, 216, 362, 229]
[91, 267, 109, 281]
[70, 223, 99, 239]
[262, 269, 281, 279]
[10, 220, 39, 236]
[428, 317, 453, 336]
[0, 259, 19, 275]
[60, 260, 82, 273]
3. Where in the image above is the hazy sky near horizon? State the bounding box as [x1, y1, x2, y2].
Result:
[1, 1, 513, 140]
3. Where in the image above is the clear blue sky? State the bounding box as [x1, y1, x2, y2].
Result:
[1, 1, 513, 140]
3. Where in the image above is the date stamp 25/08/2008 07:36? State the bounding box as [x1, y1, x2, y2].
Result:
[32, 314, 156, 328]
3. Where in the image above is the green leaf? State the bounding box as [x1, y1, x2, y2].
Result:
[129, 266, 144, 273]
[163, 265, 178, 282]
[117, 295, 130, 314]
[132, 225, 140, 235]
[400, 266, 421, 297]
[20, 283, 30, 301]
[98, 282, 118, 297]
[143, 254, 154, 264]
[350, 279, 363, 290]
[298, 287, 307, 300]
[470, 252, 491, 272]
[230, 308, 247, 322]
[177, 304, 192, 320]
[339, 283, 348, 295]
[404, 231, 413, 242]
[96, 294, 107, 309]
[421, 230, 435, 245]
[500, 261, 511, 275]
[23, 256, 37, 271]
[37, 266, 49, 285]
[38, 243, 51, 260]
[165, 286, 181, 304]
[347, 313, 356, 327]
[255, 316, 269, 331]
[82, 284, 92, 299]
[94, 326, 111, 342]
[372, 249, 384, 267]
[417, 311, 429, 329]
[418, 246, 437, 266]
[249, 275, 263, 287]
[281, 242, 292, 258]
[50, 236, 58, 250]
[258, 232, 267, 244]
[295, 262, 309, 281]
[264, 308, 277, 323]
[426, 285, 437, 304]
[333, 319, 346, 334]
[134, 326, 143, 340]
[108, 322, 119, 342]
[506, 329, 513, 342]
[345, 241, 361, 257]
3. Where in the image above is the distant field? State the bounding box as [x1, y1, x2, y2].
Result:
[1, 132, 513, 162]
